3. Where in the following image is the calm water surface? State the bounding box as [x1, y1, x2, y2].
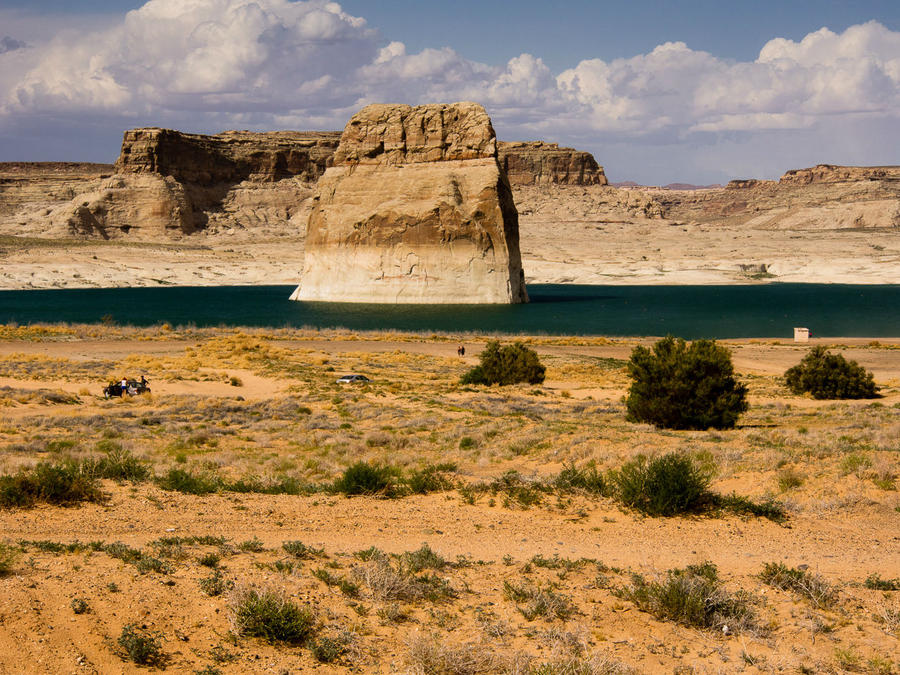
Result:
[1, 284, 898, 339]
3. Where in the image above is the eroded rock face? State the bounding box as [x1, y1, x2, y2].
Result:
[295, 102, 528, 303]
[498, 141, 607, 186]
[779, 164, 900, 186]
[2, 130, 342, 239]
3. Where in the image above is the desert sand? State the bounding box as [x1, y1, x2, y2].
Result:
[0, 326, 898, 673]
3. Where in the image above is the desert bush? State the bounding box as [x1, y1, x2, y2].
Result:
[784, 346, 879, 399]
[230, 586, 316, 644]
[553, 462, 605, 494]
[117, 624, 166, 666]
[759, 562, 837, 608]
[405, 632, 498, 674]
[103, 541, 172, 574]
[309, 635, 349, 663]
[625, 336, 747, 429]
[198, 552, 221, 567]
[503, 580, 575, 621]
[617, 562, 755, 631]
[155, 467, 224, 495]
[199, 570, 231, 597]
[0, 460, 105, 508]
[398, 543, 446, 574]
[461, 340, 546, 386]
[353, 555, 455, 603]
[313, 568, 361, 597]
[864, 574, 900, 591]
[70, 598, 90, 614]
[282, 540, 324, 559]
[612, 453, 713, 516]
[406, 464, 455, 494]
[333, 461, 401, 497]
[712, 493, 786, 522]
[0, 542, 19, 576]
[87, 445, 151, 483]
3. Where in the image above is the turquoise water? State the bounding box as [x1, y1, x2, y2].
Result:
[0, 284, 898, 338]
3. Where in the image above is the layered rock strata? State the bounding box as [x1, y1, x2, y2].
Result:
[294, 102, 528, 304]
[498, 141, 607, 186]
[779, 164, 900, 186]
[1, 130, 342, 239]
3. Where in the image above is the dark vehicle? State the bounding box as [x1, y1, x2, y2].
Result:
[104, 377, 151, 398]
[336, 374, 371, 384]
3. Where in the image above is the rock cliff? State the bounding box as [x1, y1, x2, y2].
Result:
[779, 164, 900, 186]
[498, 141, 607, 186]
[1, 130, 341, 239]
[294, 102, 528, 304]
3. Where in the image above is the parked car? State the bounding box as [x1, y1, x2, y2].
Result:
[336, 374, 371, 384]
[104, 377, 151, 398]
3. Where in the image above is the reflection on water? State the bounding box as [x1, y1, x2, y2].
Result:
[0, 284, 898, 338]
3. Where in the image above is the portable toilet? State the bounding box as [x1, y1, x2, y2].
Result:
[794, 327, 810, 343]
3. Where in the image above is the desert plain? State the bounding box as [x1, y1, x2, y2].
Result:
[0, 324, 898, 674]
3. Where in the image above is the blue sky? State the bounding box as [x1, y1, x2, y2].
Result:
[1, 0, 899, 183]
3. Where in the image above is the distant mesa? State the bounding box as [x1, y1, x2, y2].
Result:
[294, 102, 529, 304]
[778, 164, 900, 186]
[498, 141, 607, 186]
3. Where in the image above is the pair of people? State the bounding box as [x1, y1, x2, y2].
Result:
[456, 345, 466, 356]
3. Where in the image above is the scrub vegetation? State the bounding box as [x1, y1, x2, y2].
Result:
[0, 324, 897, 673]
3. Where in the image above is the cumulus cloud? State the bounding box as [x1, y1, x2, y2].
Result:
[0, 1, 898, 181]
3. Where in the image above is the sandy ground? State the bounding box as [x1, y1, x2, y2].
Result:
[0, 330, 898, 673]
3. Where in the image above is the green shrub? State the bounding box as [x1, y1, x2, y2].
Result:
[118, 624, 166, 666]
[397, 543, 446, 574]
[502, 580, 575, 621]
[617, 562, 755, 631]
[759, 562, 837, 607]
[864, 574, 900, 591]
[713, 493, 786, 523]
[0, 542, 19, 576]
[461, 340, 546, 386]
[88, 446, 151, 482]
[309, 635, 347, 663]
[553, 462, 605, 494]
[406, 464, 455, 494]
[198, 552, 221, 568]
[625, 336, 748, 429]
[333, 462, 401, 497]
[282, 540, 323, 559]
[784, 346, 879, 399]
[70, 598, 90, 614]
[199, 570, 231, 597]
[230, 587, 316, 644]
[613, 453, 713, 516]
[0, 460, 105, 508]
[155, 468, 224, 495]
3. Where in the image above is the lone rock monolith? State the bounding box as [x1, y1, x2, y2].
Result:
[292, 102, 528, 303]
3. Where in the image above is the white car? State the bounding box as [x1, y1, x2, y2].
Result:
[336, 374, 371, 384]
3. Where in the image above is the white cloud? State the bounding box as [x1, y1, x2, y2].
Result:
[0, 2, 898, 182]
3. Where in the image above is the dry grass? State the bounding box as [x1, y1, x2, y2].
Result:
[0, 327, 898, 673]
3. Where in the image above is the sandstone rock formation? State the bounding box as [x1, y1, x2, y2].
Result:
[295, 102, 528, 304]
[0, 130, 342, 240]
[498, 141, 607, 186]
[0, 163, 113, 226]
[779, 164, 900, 186]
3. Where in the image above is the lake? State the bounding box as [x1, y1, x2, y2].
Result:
[0, 284, 898, 339]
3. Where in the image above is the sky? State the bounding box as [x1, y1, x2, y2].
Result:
[1, 0, 899, 184]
